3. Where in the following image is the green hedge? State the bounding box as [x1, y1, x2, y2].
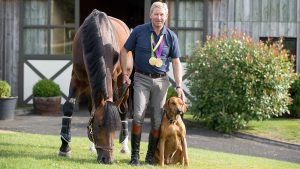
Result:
[186, 33, 296, 132]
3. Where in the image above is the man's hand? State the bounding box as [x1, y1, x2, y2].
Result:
[176, 87, 186, 102]
[122, 74, 131, 85]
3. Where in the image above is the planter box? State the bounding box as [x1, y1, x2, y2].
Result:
[0, 97, 17, 120]
[33, 96, 61, 116]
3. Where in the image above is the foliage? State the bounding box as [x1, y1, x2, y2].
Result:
[288, 74, 300, 118]
[186, 31, 296, 133]
[32, 79, 61, 97]
[167, 86, 177, 100]
[0, 80, 11, 98]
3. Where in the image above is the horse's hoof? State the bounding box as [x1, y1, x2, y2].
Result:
[58, 150, 71, 157]
[120, 148, 130, 154]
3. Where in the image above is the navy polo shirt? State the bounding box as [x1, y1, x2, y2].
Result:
[124, 22, 181, 74]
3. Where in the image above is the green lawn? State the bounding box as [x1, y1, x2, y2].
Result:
[239, 118, 300, 144]
[0, 132, 299, 169]
[184, 113, 300, 144]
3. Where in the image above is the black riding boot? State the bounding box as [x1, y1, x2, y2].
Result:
[129, 123, 142, 166]
[59, 117, 72, 157]
[145, 129, 159, 165]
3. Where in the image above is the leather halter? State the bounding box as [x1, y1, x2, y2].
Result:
[87, 84, 130, 152]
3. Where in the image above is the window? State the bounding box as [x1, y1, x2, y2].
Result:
[168, 0, 204, 58]
[23, 0, 75, 56]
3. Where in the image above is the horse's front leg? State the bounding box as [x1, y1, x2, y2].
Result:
[119, 102, 129, 154]
[58, 80, 78, 157]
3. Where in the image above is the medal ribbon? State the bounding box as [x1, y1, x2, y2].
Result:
[151, 33, 164, 58]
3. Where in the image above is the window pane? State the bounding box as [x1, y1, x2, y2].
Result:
[50, 28, 75, 55]
[51, 0, 75, 25]
[168, 1, 176, 27]
[24, 0, 48, 25]
[24, 29, 48, 55]
[178, 30, 202, 57]
[177, 0, 203, 28]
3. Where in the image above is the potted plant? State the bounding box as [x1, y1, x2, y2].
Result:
[32, 79, 61, 116]
[0, 80, 17, 120]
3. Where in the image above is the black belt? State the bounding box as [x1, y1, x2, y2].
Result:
[136, 70, 166, 78]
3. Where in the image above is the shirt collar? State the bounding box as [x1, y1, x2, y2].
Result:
[149, 22, 167, 36]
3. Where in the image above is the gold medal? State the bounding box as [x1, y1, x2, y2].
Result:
[149, 57, 156, 66]
[155, 58, 163, 67]
[150, 33, 165, 68]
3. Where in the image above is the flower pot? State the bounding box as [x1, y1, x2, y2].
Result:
[0, 97, 17, 120]
[33, 96, 61, 116]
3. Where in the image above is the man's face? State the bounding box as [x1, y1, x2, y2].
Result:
[150, 7, 168, 28]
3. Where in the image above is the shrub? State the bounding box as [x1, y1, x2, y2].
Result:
[32, 79, 61, 97]
[288, 74, 300, 118]
[186, 32, 296, 133]
[0, 80, 11, 98]
[167, 86, 177, 100]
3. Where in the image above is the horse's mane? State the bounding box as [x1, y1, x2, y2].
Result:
[81, 9, 120, 131]
[81, 9, 108, 107]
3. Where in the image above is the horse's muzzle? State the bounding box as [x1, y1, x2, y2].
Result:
[96, 149, 113, 164]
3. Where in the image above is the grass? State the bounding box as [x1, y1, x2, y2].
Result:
[0, 132, 300, 169]
[239, 118, 300, 144]
[183, 113, 300, 144]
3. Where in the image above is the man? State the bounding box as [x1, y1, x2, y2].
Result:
[120, 1, 185, 166]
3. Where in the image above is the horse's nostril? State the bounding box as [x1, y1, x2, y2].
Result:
[102, 156, 106, 162]
[100, 156, 112, 164]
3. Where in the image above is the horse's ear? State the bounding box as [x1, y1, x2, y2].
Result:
[164, 99, 170, 111]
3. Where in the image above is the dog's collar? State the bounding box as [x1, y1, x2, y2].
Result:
[164, 110, 177, 124]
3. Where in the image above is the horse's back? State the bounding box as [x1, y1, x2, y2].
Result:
[109, 16, 131, 49]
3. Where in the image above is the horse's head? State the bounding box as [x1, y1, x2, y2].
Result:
[91, 101, 121, 164]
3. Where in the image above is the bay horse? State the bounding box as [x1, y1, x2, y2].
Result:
[58, 9, 133, 164]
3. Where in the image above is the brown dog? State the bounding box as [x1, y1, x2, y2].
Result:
[155, 96, 188, 166]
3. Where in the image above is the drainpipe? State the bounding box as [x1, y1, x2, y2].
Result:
[203, 0, 208, 44]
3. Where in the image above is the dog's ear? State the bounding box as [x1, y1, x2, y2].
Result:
[182, 102, 188, 113]
[164, 99, 170, 111]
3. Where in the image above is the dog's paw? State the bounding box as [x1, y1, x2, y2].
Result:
[184, 160, 189, 166]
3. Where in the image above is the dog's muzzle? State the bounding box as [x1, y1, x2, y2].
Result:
[177, 108, 183, 115]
